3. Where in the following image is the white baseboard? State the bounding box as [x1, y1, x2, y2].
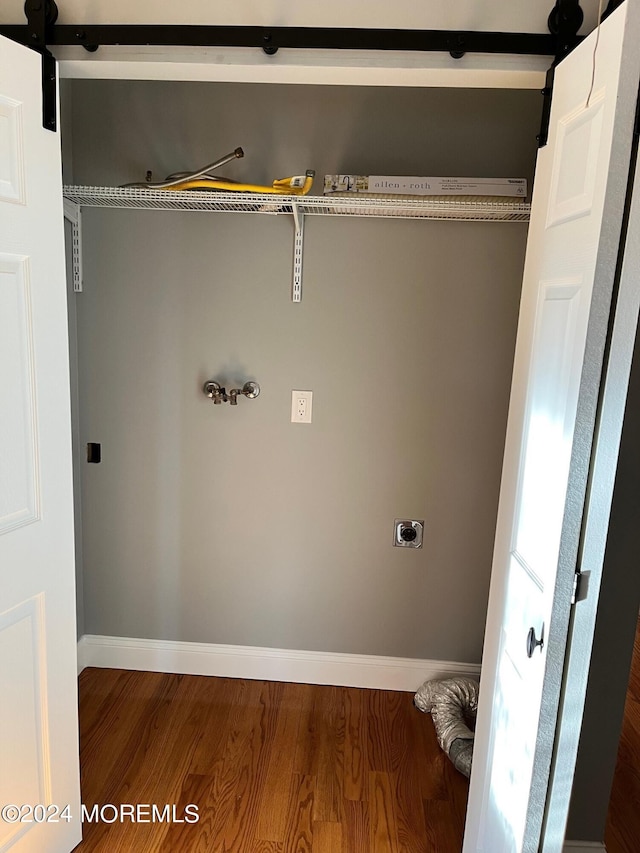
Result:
[77, 634, 480, 692]
[563, 843, 606, 852]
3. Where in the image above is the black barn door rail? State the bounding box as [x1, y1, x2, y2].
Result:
[0, 0, 597, 134]
[1, 24, 560, 56]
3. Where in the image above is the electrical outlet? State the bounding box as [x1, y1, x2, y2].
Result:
[394, 519, 424, 548]
[291, 390, 313, 423]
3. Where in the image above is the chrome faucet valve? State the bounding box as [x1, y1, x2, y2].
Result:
[228, 381, 261, 402]
[203, 380, 227, 404]
[204, 379, 259, 405]
[240, 381, 260, 399]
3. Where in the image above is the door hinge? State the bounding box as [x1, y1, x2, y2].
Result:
[570, 570, 583, 606]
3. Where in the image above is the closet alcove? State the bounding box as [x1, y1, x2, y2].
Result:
[61, 80, 539, 662]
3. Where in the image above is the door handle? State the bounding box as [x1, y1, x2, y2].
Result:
[526, 625, 544, 658]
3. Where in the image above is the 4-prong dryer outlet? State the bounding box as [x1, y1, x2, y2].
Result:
[394, 519, 424, 548]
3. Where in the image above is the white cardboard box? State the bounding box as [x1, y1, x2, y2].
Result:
[323, 175, 527, 198]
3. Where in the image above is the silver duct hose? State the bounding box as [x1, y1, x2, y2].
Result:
[414, 677, 479, 777]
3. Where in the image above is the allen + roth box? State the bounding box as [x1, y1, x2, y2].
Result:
[323, 175, 527, 198]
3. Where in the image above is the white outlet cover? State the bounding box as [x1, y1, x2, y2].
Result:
[291, 390, 313, 423]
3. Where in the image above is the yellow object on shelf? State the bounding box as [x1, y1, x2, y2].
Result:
[161, 171, 315, 196]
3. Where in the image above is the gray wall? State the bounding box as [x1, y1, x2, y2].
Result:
[68, 81, 541, 191]
[67, 80, 537, 660]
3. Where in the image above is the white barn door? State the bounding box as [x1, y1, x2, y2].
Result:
[464, 2, 640, 852]
[0, 34, 81, 853]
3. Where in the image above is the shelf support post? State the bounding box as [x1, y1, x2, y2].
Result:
[292, 202, 304, 303]
[63, 199, 83, 292]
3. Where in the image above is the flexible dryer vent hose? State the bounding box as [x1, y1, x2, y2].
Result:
[414, 677, 479, 778]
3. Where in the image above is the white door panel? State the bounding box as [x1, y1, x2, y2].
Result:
[0, 96, 25, 204]
[0, 598, 51, 850]
[546, 96, 605, 228]
[0, 255, 39, 533]
[0, 32, 81, 853]
[513, 278, 585, 585]
[464, 3, 640, 851]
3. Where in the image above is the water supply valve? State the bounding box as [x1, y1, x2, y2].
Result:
[203, 380, 260, 405]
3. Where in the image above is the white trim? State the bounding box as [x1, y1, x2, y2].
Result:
[562, 843, 606, 852]
[55, 46, 549, 89]
[76, 634, 480, 691]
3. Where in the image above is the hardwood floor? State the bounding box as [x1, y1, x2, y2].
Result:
[73, 669, 469, 852]
[605, 617, 640, 853]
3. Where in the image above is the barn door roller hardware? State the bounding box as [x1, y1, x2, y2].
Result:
[538, 0, 584, 147]
[21, 0, 59, 131]
[537, 0, 625, 147]
[2, 0, 591, 134]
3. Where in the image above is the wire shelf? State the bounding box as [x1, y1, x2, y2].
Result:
[63, 186, 531, 222]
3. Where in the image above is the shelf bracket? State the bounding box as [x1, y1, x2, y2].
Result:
[291, 203, 304, 303]
[63, 199, 83, 292]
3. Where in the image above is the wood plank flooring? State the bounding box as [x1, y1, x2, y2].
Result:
[73, 669, 469, 852]
[605, 616, 640, 853]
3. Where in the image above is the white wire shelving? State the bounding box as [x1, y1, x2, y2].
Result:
[62, 186, 531, 300]
[63, 185, 531, 221]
